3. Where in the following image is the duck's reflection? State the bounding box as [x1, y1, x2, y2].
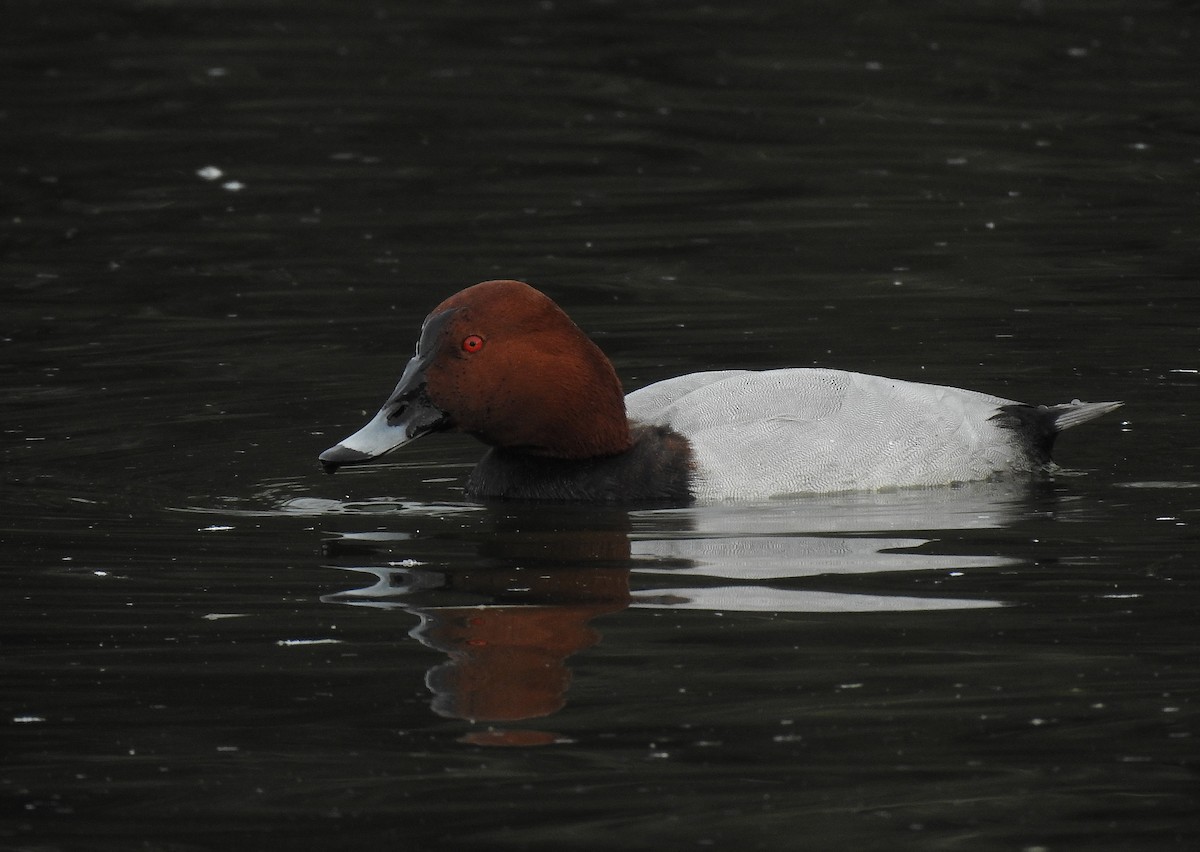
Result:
[319, 482, 1051, 727]
[322, 507, 633, 725]
[419, 603, 619, 722]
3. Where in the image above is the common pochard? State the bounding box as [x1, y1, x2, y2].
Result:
[319, 279, 1121, 503]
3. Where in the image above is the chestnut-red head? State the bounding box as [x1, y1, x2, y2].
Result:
[319, 280, 632, 472]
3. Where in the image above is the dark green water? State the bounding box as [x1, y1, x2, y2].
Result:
[3, 1, 1197, 849]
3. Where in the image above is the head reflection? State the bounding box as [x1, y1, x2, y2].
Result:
[418, 603, 615, 721]
[322, 506, 633, 724]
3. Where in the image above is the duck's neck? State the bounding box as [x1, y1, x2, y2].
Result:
[465, 424, 694, 505]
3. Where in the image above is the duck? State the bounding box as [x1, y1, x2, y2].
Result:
[318, 279, 1122, 504]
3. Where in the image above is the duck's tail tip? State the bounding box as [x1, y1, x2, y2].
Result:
[1047, 399, 1124, 432]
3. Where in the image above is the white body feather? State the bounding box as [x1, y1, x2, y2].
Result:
[626, 369, 1068, 501]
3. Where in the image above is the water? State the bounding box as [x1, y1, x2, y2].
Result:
[3, 1, 1198, 849]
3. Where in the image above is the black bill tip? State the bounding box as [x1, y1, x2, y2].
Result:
[318, 444, 374, 474]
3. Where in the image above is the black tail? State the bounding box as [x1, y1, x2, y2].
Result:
[991, 400, 1123, 463]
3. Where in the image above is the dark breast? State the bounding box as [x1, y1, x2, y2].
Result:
[465, 424, 694, 505]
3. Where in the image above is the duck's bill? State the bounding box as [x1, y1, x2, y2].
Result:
[320, 308, 459, 474]
[319, 375, 449, 474]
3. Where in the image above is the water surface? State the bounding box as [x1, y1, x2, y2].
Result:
[3, 1, 1197, 849]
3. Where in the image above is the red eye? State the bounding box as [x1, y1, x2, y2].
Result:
[462, 334, 484, 353]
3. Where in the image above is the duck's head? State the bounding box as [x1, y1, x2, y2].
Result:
[319, 280, 632, 473]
